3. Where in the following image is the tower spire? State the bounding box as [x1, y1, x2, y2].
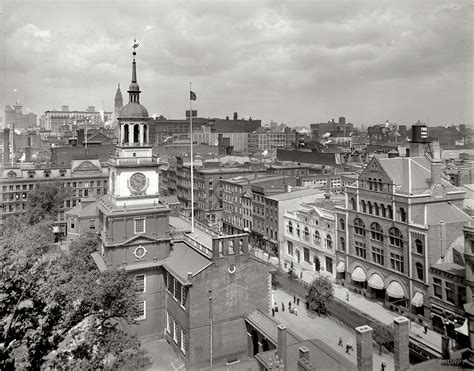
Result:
[128, 39, 141, 103]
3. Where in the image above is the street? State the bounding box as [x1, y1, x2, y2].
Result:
[272, 288, 394, 371]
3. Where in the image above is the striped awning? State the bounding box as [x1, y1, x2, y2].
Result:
[455, 319, 468, 336]
[411, 292, 424, 307]
[387, 281, 405, 299]
[336, 261, 345, 273]
[351, 266, 366, 282]
[368, 273, 384, 290]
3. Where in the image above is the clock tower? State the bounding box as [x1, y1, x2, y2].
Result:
[97, 43, 172, 315]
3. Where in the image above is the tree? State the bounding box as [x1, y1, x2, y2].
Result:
[287, 261, 298, 280]
[0, 218, 149, 369]
[25, 181, 71, 224]
[372, 323, 394, 355]
[305, 276, 334, 315]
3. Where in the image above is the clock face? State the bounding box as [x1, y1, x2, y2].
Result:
[130, 172, 147, 191]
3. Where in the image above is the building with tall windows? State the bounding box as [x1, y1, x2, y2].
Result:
[282, 197, 344, 279]
[335, 154, 469, 328]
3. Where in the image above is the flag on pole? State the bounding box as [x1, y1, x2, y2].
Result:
[190, 91, 197, 101]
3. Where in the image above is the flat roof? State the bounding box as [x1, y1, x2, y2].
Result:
[267, 188, 325, 201]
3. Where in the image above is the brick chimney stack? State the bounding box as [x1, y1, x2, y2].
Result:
[393, 316, 410, 371]
[277, 324, 287, 371]
[355, 325, 373, 371]
[297, 346, 316, 371]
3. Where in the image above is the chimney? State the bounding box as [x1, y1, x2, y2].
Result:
[187, 272, 193, 281]
[3, 128, 10, 164]
[431, 158, 442, 185]
[355, 325, 373, 371]
[277, 324, 288, 371]
[393, 317, 410, 371]
[297, 346, 315, 371]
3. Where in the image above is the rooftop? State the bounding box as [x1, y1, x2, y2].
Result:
[163, 241, 212, 283]
[412, 202, 470, 226]
[377, 156, 460, 195]
[267, 187, 325, 202]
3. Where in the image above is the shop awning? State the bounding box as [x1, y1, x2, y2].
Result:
[336, 261, 345, 273]
[411, 292, 424, 308]
[368, 273, 384, 290]
[455, 319, 468, 336]
[387, 281, 405, 299]
[351, 266, 366, 282]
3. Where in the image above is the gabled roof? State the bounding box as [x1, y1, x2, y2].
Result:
[106, 233, 168, 248]
[412, 202, 470, 225]
[376, 157, 459, 195]
[65, 200, 98, 219]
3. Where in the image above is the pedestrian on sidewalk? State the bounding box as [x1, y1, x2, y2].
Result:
[424, 324, 428, 334]
[274, 305, 278, 313]
[381, 361, 386, 371]
[345, 344, 350, 355]
[348, 341, 353, 351]
[294, 307, 298, 316]
[296, 297, 300, 306]
[288, 301, 292, 310]
[293, 294, 296, 303]
[346, 291, 350, 301]
[282, 302, 285, 312]
[338, 336, 343, 347]
[272, 308, 275, 317]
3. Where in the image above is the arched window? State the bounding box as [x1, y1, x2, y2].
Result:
[416, 262, 424, 280]
[143, 124, 148, 144]
[361, 200, 367, 213]
[326, 235, 332, 249]
[379, 179, 383, 192]
[350, 198, 356, 211]
[304, 227, 310, 241]
[399, 207, 406, 223]
[314, 230, 321, 244]
[370, 222, 384, 242]
[368, 178, 373, 190]
[340, 218, 345, 230]
[387, 205, 393, 219]
[374, 203, 379, 216]
[288, 221, 293, 234]
[354, 218, 366, 236]
[124, 124, 129, 144]
[368, 202, 373, 214]
[340, 237, 346, 251]
[296, 224, 301, 237]
[415, 239, 423, 254]
[381, 204, 386, 218]
[133, 124, 140, 144]
[389, 227, 404, 248]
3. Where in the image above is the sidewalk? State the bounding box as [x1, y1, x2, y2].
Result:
[276, 258, 443, 354]
[273, 289, 394, 371]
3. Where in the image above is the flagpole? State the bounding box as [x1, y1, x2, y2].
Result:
[189, 82, 194, 233]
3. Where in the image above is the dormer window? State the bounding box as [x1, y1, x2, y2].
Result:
[44, 169, 51, 178]
[7, 170, 16, 179]
[28, 170, 36, 179]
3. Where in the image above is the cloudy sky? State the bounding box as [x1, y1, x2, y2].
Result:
[1, 0, 471, 127]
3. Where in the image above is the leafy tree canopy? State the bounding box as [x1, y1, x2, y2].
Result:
[372, 323, 394, 355]
[305, 276, 334, 315]
[25, 181, 71, 224]
[0, 220, 149, 370]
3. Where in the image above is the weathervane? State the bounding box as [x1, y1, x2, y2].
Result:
[132, 38, 139, 59]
